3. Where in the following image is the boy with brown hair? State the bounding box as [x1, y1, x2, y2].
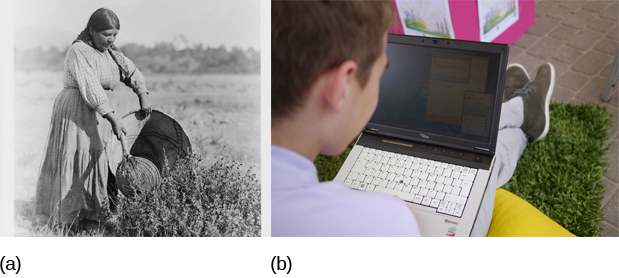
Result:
[272, 0, 554, 236]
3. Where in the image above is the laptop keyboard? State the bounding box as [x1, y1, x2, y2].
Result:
[343, 147, 477, 218]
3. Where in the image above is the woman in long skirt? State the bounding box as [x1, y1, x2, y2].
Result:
[35, 8, 152, 229]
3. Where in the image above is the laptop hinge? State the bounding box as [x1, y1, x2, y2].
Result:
[364, 127, 379, 134]
[474, 147, 490, 153]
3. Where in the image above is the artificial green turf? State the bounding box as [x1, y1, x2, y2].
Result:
[315, 102, 612, 237]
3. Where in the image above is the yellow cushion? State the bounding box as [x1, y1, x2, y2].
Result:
[487, 188, 576, 237]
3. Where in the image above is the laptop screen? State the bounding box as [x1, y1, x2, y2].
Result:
[370, 41, 502, 144]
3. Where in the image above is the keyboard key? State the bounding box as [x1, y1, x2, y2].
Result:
[453, 210, 463, 217]
[427, 174, 437, 182]
[444, 194, 467, 205]
[395, 167, 404, 175]
[403, 169, 413, 177]
[421, 197, 432, 206]
[443, 185, 453, 194]
[366, 184, 376, 192]
[451, 171, 461, 179]
[394, 183, 404, 191]
[426, 182, 436, 190]
[386, 152, 394, 158]
[420, 159, 428, 165]
[419, 188, 429, 196]
[452, 179, 462, 187]
[445, 177, 453, 185]
[394, 154, 402, 159]
[374, 150, 382, 156]
[440, 163, 448, 168]
[351, 165, 365, 174]
[409, 178, 420, 186]
[365, 153, 374, 160]
[388, 165, 398, 173]
[373, 186, 415, 202]
[358, 183, 368, 191]
[447, 164, 455, 170]
[413, 195, 423, 204]
[388, 157, 398, 165]
[434, 183, 444, 192]
[419, 180, 428, 188]
[380, 163, 390, 171]
[355, 159, 368, 167]
[347, 172, 358, 181]
[470, 169, 478, 175]
[411, 163, 420, 170]
[368, 148, 376, 154]
[435, 176, 445, 184]
[448, 202, 456, 209]
[364, 168, 373, 176]
[358, 153, 368, 160]
[404, 161, 412, 168]
[460, 186, 471, 197]
[373, 155, 382, 163]
[413, 157, 421, 163]
[371, 169, 380, 177]
[396, 160, 404, 167]
[355, 174, 366, 182]
[402, 176, 412, 184]
[387, 173, 396, 181]
[430, 199, 441, 208]
[436, 191, 446, 200]
[446, 208, 454, 214]
[345, 179, 353, 185]
[456, 204, 465, 211]
[427, 166, 436, 173]
[371, 178, 381, 186]
[437, 206, 447, 213]
[455, 166, 462, 172]
[427, 190, 437, 199]
[451, 187, 461, 195]
[462, 167, 470, 173]
[411, 171, 421, 178]
[460, 173, 476, 182]
[443, 169, 452, 177]
[361, 148, 370, 153]
[366, 161, 375, 169]
[364, 176, 373, 184]
[381, 156, 390, 164]
[418, 165, 428, 172]
[387, 181, 397, 189]
[410, 186, 420, 195]
[379, 171, 388, 179]
[434, 168, 444, 176]
[402, 184, 412, 193]
[419, 172, 429, 181]
[379, 179, 388, 187]
[440, 200, 450, 208]
[351, 181, 360, 189]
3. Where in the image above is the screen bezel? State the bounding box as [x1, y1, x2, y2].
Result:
[365, 34, 509, 155]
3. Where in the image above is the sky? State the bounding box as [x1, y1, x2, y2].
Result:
[14, 0, 260, 51]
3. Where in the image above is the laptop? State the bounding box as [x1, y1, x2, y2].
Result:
[333, 34, 509, 237]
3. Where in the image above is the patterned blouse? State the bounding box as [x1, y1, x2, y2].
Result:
[63, 41, 148, 116]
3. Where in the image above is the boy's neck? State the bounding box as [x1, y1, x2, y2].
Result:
[272, 117, 322, 162]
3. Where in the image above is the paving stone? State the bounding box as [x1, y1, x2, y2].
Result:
[607, 90, 619, 108]
[527, 16, 562, 37]
[602, 183, 619, 226]
[513, 54, 545, 78]
[513, 33, 540, 49]
[536, 1, 557, 18]
[598, 221, 619, 237]
[552, 45, 584, 63]
[548, 58, 571, 79]
[546, 5, 574, 20]
[567, 29, 605, 51]
[587, 18, 618, 33]
[605, 104, 619, 139]
[549, 24, 579, 40]
[527, 36, 564, 59]
[558, 70, 590, 91]
[582, 1, 613, 13]
[572, 51, 612, 76]
[607, 140, 619, 183]
[607, 26, 619, 41]
[600, 61, 616, 78]
[551, 84, 576, 103]
[600, 178, 619, 208]
[559, 0, 587, 10]
[563, 8, 598, 29]
[601, 2, 619, 21]
[593, 38, 619, 55]
[508, 45, 525, 64]
[577, 76, 612, 103]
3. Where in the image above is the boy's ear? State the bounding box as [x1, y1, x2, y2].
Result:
[323, 60, 357, 113]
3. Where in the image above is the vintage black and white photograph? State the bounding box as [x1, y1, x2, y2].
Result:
[13, 0, 261, 237]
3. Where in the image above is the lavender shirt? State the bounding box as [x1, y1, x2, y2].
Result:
[271, 145, 421, 237]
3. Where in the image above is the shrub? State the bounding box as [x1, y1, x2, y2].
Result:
[110, 151, 261, 237]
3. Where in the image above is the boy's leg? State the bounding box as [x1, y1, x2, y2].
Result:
[470, 99, 527, 237]
[470, 62, 555, 236]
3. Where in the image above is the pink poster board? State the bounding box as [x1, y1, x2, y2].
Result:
[390, 0, 535, 45]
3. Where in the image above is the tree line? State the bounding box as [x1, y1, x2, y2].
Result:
[15, 42, 260, 75]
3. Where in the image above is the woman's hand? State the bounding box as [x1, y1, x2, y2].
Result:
[103, 112, 127, 141]
[138, 92, 152, 117]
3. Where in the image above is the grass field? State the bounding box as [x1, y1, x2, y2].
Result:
[14, 70, 260, 236]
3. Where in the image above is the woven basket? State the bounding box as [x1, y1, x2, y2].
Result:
[115, 133, 162, 197]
